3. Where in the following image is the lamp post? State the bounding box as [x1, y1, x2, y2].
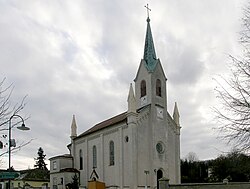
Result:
[144, 170, 149, 189]
[8, 114, 30, 189]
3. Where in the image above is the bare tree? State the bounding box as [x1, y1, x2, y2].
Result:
[214, 3, 250, 152]
[185, 152, 199, 163]
[0, 78, 31, 158]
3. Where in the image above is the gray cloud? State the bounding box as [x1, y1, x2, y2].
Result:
[0, 0, 247, 169]
[167, 43, 205, 85]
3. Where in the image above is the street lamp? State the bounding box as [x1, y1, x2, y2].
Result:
[8, 114, 30, 189]
[144, 170, 149, 189]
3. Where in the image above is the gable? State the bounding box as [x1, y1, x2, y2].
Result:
[134, 59, 146, 82]
[134, 59, 167, 82]
[154, 59, 167, 81]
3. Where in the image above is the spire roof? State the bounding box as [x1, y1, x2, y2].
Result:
[127, 83, 136, 113]
[173, 102, 180, 117]
[71, 115, 77, 138]
[173, 102, 180, 126]
[143, 17, 157, 72]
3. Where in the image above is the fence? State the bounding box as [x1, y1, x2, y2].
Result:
[159, 177, 250, 189]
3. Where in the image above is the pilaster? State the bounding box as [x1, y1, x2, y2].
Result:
[119, 127, 124, 189]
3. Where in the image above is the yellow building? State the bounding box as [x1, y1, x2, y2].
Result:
[0, 169, 50, 189]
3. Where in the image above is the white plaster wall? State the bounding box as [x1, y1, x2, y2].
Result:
[103, 130, 120, 187]
[50, 172, 78, 189]
[50, 159, 59, 173]
[74, 140, 86, 187]
[168, 126, 176, 184]
[122, 126, 131, 187]
[50, 158, 73, 173]
[87, 136, 103, 180]
[134, 60, 153, 109]
[136, 108, 151, 187]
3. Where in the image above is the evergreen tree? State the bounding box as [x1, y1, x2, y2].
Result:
[71, 174, 79, 189]
[66, 174, 79, 189]
[34, 147, 47, 170]
[210, 150, 250, 182]
[181, 159, 209, 183]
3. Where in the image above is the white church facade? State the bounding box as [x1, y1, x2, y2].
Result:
[50, 15, 181, 189]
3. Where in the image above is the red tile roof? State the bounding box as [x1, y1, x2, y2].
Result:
[77, 112, 127, 138]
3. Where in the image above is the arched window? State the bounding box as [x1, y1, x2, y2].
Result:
[156, 79, 162, 97]
[109, 141, 115, 166]
[141, 80, 146, 97]
[93, 145, 97, 168]
[79, 149, 83, 170]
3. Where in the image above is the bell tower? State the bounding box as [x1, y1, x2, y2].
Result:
[134, 14, 167, 112]
[132, 6, 181, 186]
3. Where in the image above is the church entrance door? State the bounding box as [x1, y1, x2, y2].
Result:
[157, 169, 163, 189]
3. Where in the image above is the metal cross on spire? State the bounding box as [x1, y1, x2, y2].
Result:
[144, 4, 151, 18]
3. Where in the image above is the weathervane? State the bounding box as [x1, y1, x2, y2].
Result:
[144, 4, 151, 18]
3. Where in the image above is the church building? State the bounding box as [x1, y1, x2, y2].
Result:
[50, 14, 181, 189]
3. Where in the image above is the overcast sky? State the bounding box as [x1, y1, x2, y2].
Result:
[0, 0, 248, 170]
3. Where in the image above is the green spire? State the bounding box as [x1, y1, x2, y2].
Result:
[143, 17, 157, 72]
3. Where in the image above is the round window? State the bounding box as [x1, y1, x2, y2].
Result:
[156, 142, 164, 154]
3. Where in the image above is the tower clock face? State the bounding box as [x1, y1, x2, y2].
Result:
[140, 96, 147, 106]
[156, 107, 164, 118]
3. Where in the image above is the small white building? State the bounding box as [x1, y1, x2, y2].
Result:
[50, 15, 181, 189]
[49, 154, 79, 189]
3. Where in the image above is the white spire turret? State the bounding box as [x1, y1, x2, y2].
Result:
[71, 115, 77, 139]
[127, 83, 136, 113]
[173, 102, 180, 126]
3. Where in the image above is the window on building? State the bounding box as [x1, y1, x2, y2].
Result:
[141, 80, 146, 97]
[156, 79, 162, 97]
[109, 141, 115, 166]
[157, 169, 163, 189]
[53, 161, 57, 170]
[93, 145, 97, 168]
[125, 136, 129, 143]
[61, 178, 63, 185]
[79, 149, 83, 170]
[53, 177, 58, 189]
